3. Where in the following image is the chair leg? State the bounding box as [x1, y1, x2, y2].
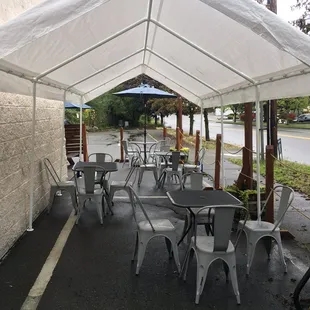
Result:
[47, 187, 58, 213]
[136, 235, 148, 275]
[171, 237, 181, 273]
[165, 237, 172, 259]
[246, 234, 258, 276]
[132, 232, 139, 261]
[226, 255, 241, 305]
[96, 200, 103, 225]
[153, 169, 158, 184]
[183, 248, 194, 281]
[195, 261, 206, 304]
[138, 169, 144, 186]
[274, 232, 287, 273]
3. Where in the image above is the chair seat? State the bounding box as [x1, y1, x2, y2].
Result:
[183, 164, 199, 169]
[58, 181, 75, 187]
[193, 236, 235, 253]
[78, 187, 102, 195]
[166, 167, 182, 173]
[240, 220, 279, 232]
[138, 219, 175, 232]
[140, 163, 157, 168]
[111, 181, 133, 187]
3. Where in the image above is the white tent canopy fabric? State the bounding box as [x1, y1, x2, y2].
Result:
[0, 0, 309, 107]
[1, 0, 310, 230]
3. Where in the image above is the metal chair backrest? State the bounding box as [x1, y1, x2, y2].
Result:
[124, 157, 140, 187]
[199, 147, 206, 163]
[122, 140, 129, 155]
[88, 152, 113, 163]
[74, 165, 99, 194]
[261, 185, 294, 230]
[181, 172, 204, 190]
[171, 151, 180, 171]
[195, 205, 248, 251]
[43, 158, 61, 187]
[129, 185, 155, 232]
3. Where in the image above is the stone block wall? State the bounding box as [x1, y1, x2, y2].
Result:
[0, 93, 67, 258]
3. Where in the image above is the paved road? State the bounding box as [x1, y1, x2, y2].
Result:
[164, 114, 310, 164]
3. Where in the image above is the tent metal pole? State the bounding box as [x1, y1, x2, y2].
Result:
[200, 100, 204, 148]
[60, 91, 67, 180]
[147, 48, 219, 93]
[150, 20, 256, 84]
[82, 65, 142, 96]
[255, 86, 261, 223]
[142, 0, 153, 64]
[79, 96, 83, 161]
[27, 80, 37, 232]
[220, 95, 225, 188]
[36, 19, 147, 80]
[67, 49, 144, 91]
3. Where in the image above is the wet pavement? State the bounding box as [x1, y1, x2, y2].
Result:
[1, 129, 310, 309]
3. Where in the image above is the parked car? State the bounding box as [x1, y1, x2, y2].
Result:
[298, 114, 310, 122]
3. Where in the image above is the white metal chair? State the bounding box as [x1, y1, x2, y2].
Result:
[137, 149, 158, 186]
[43, 158, 77, 213]
[180, 173, 215, 242]
[182, 205, 248, 305]
[129, 186, 181, 275]
[122, 140, 139, 167]
[183, 147, 206, 174]
[88, 152, 113, 189]
[74, 165, 112, 224]
[158, 151, 182, 187]
[238, 185, 294, 275]
[109, 159, 138, 205]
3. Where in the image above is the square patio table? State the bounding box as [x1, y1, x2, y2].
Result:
[166, 190, 242, 245]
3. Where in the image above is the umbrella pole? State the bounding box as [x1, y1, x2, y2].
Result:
[144, 97, 147, 163]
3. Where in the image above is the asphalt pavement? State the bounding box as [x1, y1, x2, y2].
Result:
[164, 114, 310, 164]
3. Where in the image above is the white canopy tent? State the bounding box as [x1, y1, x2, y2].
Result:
[0, 0, 310, 230]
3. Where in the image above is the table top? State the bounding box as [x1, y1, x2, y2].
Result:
[73, 161, 118, 172]
[166, 190, 241, 208]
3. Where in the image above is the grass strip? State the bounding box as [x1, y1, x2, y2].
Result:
[229, 158, 310, 195]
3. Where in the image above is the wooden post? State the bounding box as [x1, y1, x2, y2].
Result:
[265, 145, 274, 223]
[176, 127, 180, 151]
[180, 128, 184, 148]
[163, 126, 167, 140]
[214, 134, 221, 189]
[82, 124, 88, 162]
[120, 127, 124, 162]
[195, 130, 200, 165]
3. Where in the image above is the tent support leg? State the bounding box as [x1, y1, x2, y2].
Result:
[28, 80, 37, 232]
[255, 86, 261, 223]
[220, 96, 225, 188]
[200, 100, 203, 148]
[60, 91, 67, 180]
[79, 96, 83, 161]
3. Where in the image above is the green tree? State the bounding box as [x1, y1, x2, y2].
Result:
[292, 1, 310, 34]
[228, 104, 244, 122]
[182, 100, 201, 135]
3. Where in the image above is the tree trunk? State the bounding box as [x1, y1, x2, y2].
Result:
[233, 112, 237, 123]
[189, 112, 194, 135]
[203, 109, 210, 141]
[154, 115, 158, 126]
[160, 113, 164, 126]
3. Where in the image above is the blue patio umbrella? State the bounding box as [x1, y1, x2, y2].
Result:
[64, 102, 92, 109]
[114, 83, 176, 162]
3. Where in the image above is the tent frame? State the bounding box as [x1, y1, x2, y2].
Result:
[10, 2, 296, 229]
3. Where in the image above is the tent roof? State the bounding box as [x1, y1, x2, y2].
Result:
[0, 0, 310, 107]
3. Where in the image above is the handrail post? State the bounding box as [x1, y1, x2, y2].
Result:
[195, 130, 200, 165]
[265, 145, 274, 223]
[120, 127, 124, 162]
[214, 134, 222, 189]
[176, 127, 180, 151]
[163, 126, 167, 140]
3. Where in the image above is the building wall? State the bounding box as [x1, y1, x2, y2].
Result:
[0, 1, 67, 259]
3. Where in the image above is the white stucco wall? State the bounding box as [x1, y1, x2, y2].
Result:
[0, 1, 67, 259]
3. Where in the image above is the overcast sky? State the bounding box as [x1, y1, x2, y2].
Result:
[277, 0, 304, 22]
